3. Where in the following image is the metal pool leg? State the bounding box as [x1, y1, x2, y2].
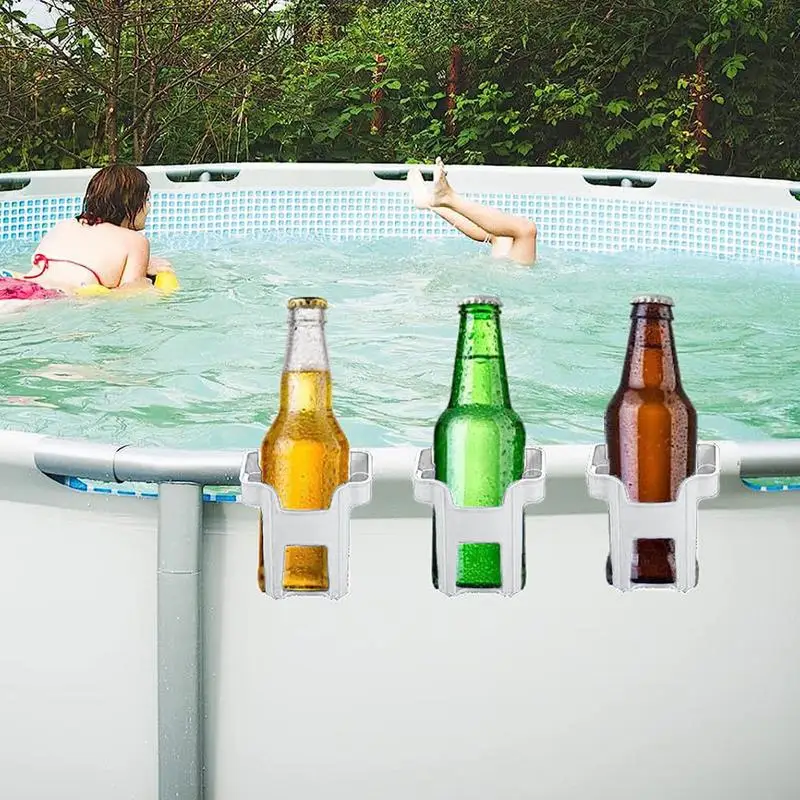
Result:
[157, 482, 204, 800]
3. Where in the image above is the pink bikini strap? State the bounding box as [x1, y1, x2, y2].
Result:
[27, 253, 107, 287]
[28, 253, 49, 279]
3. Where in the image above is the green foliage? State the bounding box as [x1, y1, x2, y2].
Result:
[0, 0, 797, 178]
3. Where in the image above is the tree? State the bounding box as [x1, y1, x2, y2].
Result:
[0, 0, 290, 164]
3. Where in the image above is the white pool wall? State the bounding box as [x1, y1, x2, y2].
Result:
[2, 162, 800, 262]
[2, 428, 800, 800]
[4, 160, 800, 208]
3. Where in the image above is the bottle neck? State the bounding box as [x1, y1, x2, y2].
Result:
[281, 307, 332, 412]
[449, 307, 512, 407]
[284, 307, 330, 371]
[620, 312, 681, 392]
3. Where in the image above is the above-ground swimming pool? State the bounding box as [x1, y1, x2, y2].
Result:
[2, 163, 800, 800]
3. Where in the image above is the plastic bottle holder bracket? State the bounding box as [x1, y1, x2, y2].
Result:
[239, 450, 373, 600]
[412, 447, 547, 597]
[586, 443, 721, 593]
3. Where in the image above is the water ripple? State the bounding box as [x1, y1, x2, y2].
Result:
[1, 236, 799, 448]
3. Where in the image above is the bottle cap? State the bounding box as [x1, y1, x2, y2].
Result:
[459, 295, 502, 308]
[288, 297, 328, 309]
[631, 294, 674, 307]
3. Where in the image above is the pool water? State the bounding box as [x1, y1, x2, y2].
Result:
[0, 234, 799, 452]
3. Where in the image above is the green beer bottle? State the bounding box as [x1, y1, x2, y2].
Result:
[433, 296, 527, 589]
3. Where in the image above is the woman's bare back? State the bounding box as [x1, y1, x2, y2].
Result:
[27, 219, 145, 291]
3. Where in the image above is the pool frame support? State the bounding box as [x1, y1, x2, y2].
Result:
[157, 482, 205, 800]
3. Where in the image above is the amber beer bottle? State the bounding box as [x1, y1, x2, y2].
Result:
[433, 296, 526, 589]
[604, 295, 698, 585]
[258, 297, 349, 592]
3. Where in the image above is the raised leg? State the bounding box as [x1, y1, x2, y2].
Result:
[432, 159, 535, 240]
[408, 159, 538, 265]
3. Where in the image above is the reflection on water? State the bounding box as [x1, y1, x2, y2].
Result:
[0, 233, 798, 450]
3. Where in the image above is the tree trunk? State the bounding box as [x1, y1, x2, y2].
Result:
[138, 63, 159, 163]
[446, 45, 462, 137]
[131, 7, 141, 163]
[104, 1, 123, 162]
[690, 49, 710, 171]
[371, 53, 387, 135]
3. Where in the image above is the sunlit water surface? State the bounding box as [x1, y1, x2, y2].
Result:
[1, 234, 798, 452]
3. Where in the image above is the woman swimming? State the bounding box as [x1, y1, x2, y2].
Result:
[0, 164, 174, 301]
[406, 157, 538, 266]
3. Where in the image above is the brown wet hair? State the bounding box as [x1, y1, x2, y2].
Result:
[77, 164, 150, 227]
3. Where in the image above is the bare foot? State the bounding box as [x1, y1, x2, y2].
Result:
[430, 157, 454, 206]
[406, 166, 432, 209]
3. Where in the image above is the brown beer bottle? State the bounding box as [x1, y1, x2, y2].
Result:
[258, 297, 350, 592]
[604, 295, 697, 585]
